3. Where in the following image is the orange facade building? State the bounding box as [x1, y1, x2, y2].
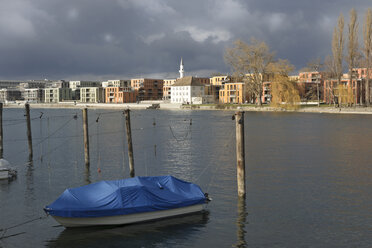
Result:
[131, 78, 164, 101]
[219, 82, 246, 104]
[105, 87, 137, 103]
[297, 71, 324, 102]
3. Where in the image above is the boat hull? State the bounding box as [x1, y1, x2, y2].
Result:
[0, 170, 8, 180]
[52, 204, 205, 228]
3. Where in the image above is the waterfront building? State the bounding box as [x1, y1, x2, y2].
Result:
[219, 82, 246, 104]
[22, 88, 43, 103]
[194, 77, 210, 85]
[210, 75, 229, 86]
[171, 76, 207, 104]
[262, 82, 271, 103]
[0, 80, 23, 89]
[204, 85, 221, 103]
[163, 79, 176, 100]
[69, 81, 101, 100]
[322, 68, 372, 105]
[19, 80, 49, 89]
[323, 74, 364, 105]
[44, 87, 72, 103]
[105, 87, 137, 103]
[0, 88, 22, 103]
[297, 71, 324, 102]
[130, 78, 163, 101]
[45, 80, 69, 89]
[80, 87, 105, 103]
[106, 80, 130, 88]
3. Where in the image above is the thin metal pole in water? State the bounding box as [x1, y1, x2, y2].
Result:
[25, 103, 33, 160]
[124, 109, 135, 177]
[0, 103, 3, 159]
[82, 108, 90, 168]
[235, 111, 246, 197]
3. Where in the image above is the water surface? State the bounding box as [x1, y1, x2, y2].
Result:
[0, 108, 371, 247]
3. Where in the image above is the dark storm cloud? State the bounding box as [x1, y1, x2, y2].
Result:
[0, 0, 371, 80]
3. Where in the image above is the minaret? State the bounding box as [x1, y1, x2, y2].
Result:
[179, 57, 184, 78]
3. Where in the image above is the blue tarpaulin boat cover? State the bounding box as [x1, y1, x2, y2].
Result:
[45, 176, 206, 218]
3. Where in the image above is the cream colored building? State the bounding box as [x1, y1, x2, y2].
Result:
[210, 75, 228, 86]
[22, 89, 43, 103]
[80, 87, 105, 103]
[69, 81, 101, 100]
[163, 79, 176, 100]
[44, 88, 72, 103]
[105, 80, 130, 88]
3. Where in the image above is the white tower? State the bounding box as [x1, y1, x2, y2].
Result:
[179, 58, 184, 78]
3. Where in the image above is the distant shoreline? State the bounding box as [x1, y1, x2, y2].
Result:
[4, 102, 372, 115]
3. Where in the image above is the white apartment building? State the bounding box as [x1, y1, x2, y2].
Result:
[171, 76, 205, 104]
[22, 88, 43, 103]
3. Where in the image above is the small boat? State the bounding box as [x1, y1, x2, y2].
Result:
[146, 103, 160, 109]
[44, 175, 210, 228]
[0, 159, 17, 180]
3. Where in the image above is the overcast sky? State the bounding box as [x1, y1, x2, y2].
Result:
[0, 0, 371, 80]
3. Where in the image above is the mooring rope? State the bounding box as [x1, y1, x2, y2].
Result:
[0, 215, 48, 240]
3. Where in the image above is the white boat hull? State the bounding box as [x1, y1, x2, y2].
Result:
[52, 204, 205, 228]
[0, 170, 8, 180]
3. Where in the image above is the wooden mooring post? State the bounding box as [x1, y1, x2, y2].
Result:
[0, 103, 3, 159]
[235, 111, 246, 197]
[124, 109, 135, 177]
[82, 108, 90, 168]
[25, 103, 33, 160]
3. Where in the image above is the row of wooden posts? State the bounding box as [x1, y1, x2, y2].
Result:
[81, 108, 136, 177]
[0, 103, 246, 197]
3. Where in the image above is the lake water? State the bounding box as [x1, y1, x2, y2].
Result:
[0, 108, 371, 247]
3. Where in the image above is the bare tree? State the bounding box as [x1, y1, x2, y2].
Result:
[363, 8, 372, 106]
[332, 13, 345, 107]
[306, 58, 323, 106]
[347, 8, 359, 106]
[323, 55, 337, 106]
[224, 39, 275, 106]
[332, 13, 345, 88]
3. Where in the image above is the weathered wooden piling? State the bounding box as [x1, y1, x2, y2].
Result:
[124, 109, 135, 177]
[235, 111, 246, 197]
[82, 108, 90, 168]
[0, 103, 3, 159]
[25, 103, 33, 160]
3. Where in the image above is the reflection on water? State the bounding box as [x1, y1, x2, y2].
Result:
[235, 196, 248, 248]
[47, 211, 209, 248]
[84, 167, 91, 185]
